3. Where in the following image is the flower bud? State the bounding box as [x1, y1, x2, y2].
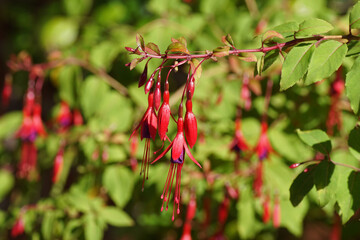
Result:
[52, 150, 64, 183]
[154, 80, 161, 111]
[144, 77, 153, 94]
[138, 64, 148, 88]
[184, 100, 197, 148]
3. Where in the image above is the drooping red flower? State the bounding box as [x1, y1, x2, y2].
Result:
[184, 99, 197, 148]
[158, 81, 170, 141]
[255, 122, 273, 161]
[130, 92, 157, 189]
[253, 161, 263, 197]
[180, 192, 196, 240]
[52, 149, 64, 183]
[229, 118, 249, 153]
[18, 141, 37, 179]
[32, 103, 47, 137]
[11, 216, 25, 238]
[273, 197, 281, 228]
[262, 195, 271, 223]
[57, 101, 72, 131]
[73, 109, 83, 126]
[154, 79, 161, 111]
[17, 106, 37, 142]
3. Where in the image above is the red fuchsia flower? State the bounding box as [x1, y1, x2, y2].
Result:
[255, 122, 273, 161]
[180, 192, 196, 240]
[262, 195, 271, 223]
[273, 196, 281, 228]
[52, 148, 64, 183]
[11, 216, 25, 238]
[72, 109, 83, 126]
[17, 105, 37, 142]
[253, 161, 263, 197]
[18, 141, 37, 179]
[154, 79, 161, 111]
[184, 99, 197, 149]
[32, 103, 47, 137]
[229, 118, 249, 154]
[57, 101, 72, 131]
[158, 81, 171, 141]
[130, 92, 157, 190]
[152, 111, 201, 220]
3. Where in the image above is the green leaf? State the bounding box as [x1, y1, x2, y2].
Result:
[289, 167, 314, 206]
[63, 219, 83, 240]
[0, 170, 14, 202]
[305, 41, 347, 85]
[190, 58, 202, 81]
[296, 129, 332, 154]
[213, 46, 230, 57]
[262, 49, 279, 72]
[84, 214, 103, 240]
[145, 42, 161, 55]
[90, 41, 120, 70]
[349, 126, 360, 159]
[58, 66, 80, 107]
[272, 21, 299, 37]
[280, 197, 308, 236]
[350, 1, 360, 29]
[280, 43, 315, 90]
[0, 111, 22, 139]
[346, 55, 360, 115]
[338, 171, 360, 223]
[41, 17, 78, 50]
[313, 160, 336, 207]
[102, 166, 134, 207]
[42, 212, 56, 240]
[221, 34, 235, 47]
[166, 42, 189, 54]
[99, 207, 134, 227]
[136, 33, 145, 51]
[262, 30, 284, 43]
[295, 18, 333, 37]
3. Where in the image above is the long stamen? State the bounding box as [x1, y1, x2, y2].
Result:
[166, 163, 176, 211]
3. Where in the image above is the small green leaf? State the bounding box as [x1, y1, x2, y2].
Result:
[0, 111, 22, 139]
[295, 18, 333, 37]
[313, 160, 336, 207]
[348, 126, 360, 159]
[262, 30, 284, 43]
[136, 33, 145, 51]
[102, 166, 134, 208]
[305, 41, 347, 85]
[90, 41, 120, 70]
[263, 49, 279, 72]
[99, 207, 134, 227]
[166, 42, 189, 54]
[0, 170, 14, 202]
[58, 66, 80, 107]
[346, 55, 360, 114]
[213, 46, 230, 57]
[280, 43, 315, 90]
[221, 34, 235, 47]
[238, 53, 257, 62]
[129, 58, 143, 70]
[84, 214, 103, 240]
[254, 54, 264, 76]
[350, 1, 360, 29]
[296, 129, 332, 154]
[272, 21, 299, 37]
[289, 167, 314, 206]
[145, 42, 161, 55]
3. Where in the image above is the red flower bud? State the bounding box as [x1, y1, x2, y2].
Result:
[158, 89, 170, 141]
[273, 197, 281, 228]
[73, 109, 83, 126]
[139, 64, 148, 88]
[52, 150, 64, 183]
[144, 77, 154, 94]
[184, 100, 197, 148]
[33, 103, 47, 137]
[11, 216, 25, 238]
[262, 196, 271, 223]
[154, 80, 161, 111]
[187, 80, 195, 99]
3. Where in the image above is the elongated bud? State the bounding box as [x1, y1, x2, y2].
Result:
[154, 80, 161, 111]
[218, 195, 230, 224]
[184, 100, 197, 148]
[262, 196, 271, 223]
[11, 216, 25, 238]
[145, 77, 154, 94]
[125, 47, 136, 53]
[273, 197, 281, 228]
[73, 109, 83, 126]
[139, 64, 148, 87]
[52, 150, 64, 183]
[158, 90, 170, 141]
[187, 80, 195, 99]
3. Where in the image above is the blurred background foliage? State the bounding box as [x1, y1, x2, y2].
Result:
[1, 0, 360, 239]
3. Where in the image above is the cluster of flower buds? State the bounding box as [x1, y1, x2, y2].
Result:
[127, 36, 203, 220]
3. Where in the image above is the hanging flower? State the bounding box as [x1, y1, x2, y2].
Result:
[52, 148, 64, 183]
[57, 101, 72, 131]
[255, 122, 273, 161]
[130, 92, 157, 190]
[184, 99, 197, 148]
[180, 191, 196, 240]
[229, 118, 249, 153]
[11, 216, 25, 238]
[158, 81, 170, 141]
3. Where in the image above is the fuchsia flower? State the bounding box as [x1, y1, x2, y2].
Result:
[73, 109, 83, 126]
[253, 161, 263, 197]
[130, 92, 157, 190]
[32, 103, 47, 137]
[52, 148, 64, 183]
[273, 197, 281, 228]
[255, 122, 273, 161]
[152, 112, 201, 220]
[229, 119, 249, 153]
[184, 99, 197, 149]
[180, 192, 196, 240]
[57, 101, 72, 131]
[157, 81, 170, 141]
[11, 216, 25, 238]
[262, 195, 271, 223]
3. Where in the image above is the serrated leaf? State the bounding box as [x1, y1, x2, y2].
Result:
[102, 166, 134, 208]
[313, 160, 336, 207]
[99, 207, 134, 227]
[280, 43, 315, 90]
[295, 18, 333, 37]
[272, 21, 299, 37]
[350, 1, 360, 29]
[213, 46, 230, 57]
[305, 41, 347, 85]
[346, 55, 360, 114]
[289, 168, 314, 206]
[296, 129, 332, 154]
[136, 33, 145, 51]
[348, 126, 360, 159]
[145, 42, 161, 55]
[166, 42, 189, 54]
